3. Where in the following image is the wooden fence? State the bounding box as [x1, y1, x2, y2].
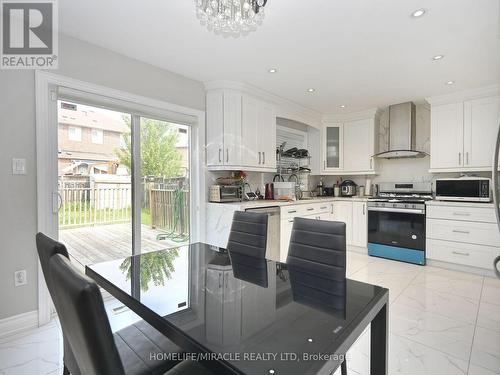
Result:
[149, 189, 190, 235]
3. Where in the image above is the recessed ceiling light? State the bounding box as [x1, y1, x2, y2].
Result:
[307, 88, 316, 93]
[411, 8, 426, 18]
[432, 55, 444, 61]
[268, 68, 278, 73]
[307, 338, 314, 342]
[446, 80, 455, 85]
[340, 105, 346, 108]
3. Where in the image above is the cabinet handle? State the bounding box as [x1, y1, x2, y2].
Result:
[226, 149, 229, 163]
[288, 220, 294, 223]
[320, 206, 328, 210]
[219, 148, 222, 163]
[453, 212, 471, 216]
[452, 229, 470, 234]
[307, 208, 314, 211]
[452, 251, 470, 256]
[363, 204, 366, 215]
[288, 210, 297, 214]
[258, 152, 261, 165]
[218, 273, 222, 288]
[263, 152, 266, 164]
[466, 152, 469, 165]
[459, 152, 462, 165]
[225, 275, 228, 289]
[324, 160, 326, 169]
[370, 158, 373, 170]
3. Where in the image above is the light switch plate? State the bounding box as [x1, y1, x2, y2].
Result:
[12, 158, 26, 175]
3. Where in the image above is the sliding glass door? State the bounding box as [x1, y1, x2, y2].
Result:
[57, 100, 191, 269]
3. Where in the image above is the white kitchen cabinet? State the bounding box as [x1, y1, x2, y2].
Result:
[351, 201, 368, 247]
[463, 96, 500, 169]
[332, 201, 353, 245]
[429, 92, 500, 172]
[322, 124, 343, 171]
[321, 110, 379, 175]
[207, 89, 276, 171]
[430, 102, 464, 170]
[206, 90, 224, 166]
[343, 119, 375, 173]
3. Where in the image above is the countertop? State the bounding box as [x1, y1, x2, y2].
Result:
[208, 196, 371, 209]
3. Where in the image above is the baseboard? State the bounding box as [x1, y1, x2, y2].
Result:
[0, 310, 38, 339]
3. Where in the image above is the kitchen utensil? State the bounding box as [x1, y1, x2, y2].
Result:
[334, 186, 341, 197]
[273, 174, 284, 182]
[358, 186, 365, 197]
[365, 178, 372, 196]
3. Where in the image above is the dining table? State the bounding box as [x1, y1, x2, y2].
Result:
[85, 242, 389, 375]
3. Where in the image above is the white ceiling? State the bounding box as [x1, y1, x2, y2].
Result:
[59, 0, 500, 114]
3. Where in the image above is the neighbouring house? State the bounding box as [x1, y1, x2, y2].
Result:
[57, 101, 129, 177]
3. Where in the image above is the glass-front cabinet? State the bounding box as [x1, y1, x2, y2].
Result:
[323, 123, 343, 171]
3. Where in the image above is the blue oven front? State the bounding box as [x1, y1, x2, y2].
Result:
[367, 208, 426, 265]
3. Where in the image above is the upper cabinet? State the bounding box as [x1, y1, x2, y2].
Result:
[428, 87, 500, 172]
[318, 110, 379, 175]
[206, 89, 276, 171]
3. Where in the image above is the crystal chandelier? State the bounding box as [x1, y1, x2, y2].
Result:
[195, 0, 268, 35]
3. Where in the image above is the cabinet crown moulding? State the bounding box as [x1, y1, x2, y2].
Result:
[322, 108, 382, 123]
[426, 84, 500, 106]
[204, 80, 323, 129]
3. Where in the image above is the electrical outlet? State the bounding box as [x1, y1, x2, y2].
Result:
[14, 270, 27, 287]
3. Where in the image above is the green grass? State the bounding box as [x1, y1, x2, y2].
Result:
[59, 202, 152, 228]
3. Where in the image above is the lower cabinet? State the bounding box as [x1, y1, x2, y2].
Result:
[426, 203, 500, 270]
[279, 200, 368, 262]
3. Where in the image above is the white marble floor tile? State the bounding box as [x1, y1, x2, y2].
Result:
[481, 277, 500, 306]
[412, 268, 484, 300]
[477, 301, 500, 333]
[470, 326, 500, 373]
[0, 320, 63, 375]
[468, 364, 500, 375]
[390, 302, 475, 360]
[395, 284, 480, 324]
[389, 333, 468, 375]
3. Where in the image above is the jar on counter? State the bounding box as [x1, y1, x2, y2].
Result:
[357, 186, 365, 197]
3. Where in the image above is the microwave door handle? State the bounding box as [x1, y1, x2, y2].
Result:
[492, 117, 500, 277]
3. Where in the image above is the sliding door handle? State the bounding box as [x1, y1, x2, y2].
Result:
[263, 152, 266, 164]
[218, 148, 222, 163]
[258, 152, 261, 165]
[459, 152, 462, 165]
[226, 149, 229, 163]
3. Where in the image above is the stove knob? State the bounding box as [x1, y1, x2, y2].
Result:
[393, 203, 397, 208]
[404, 204, 409, 208]
[412, 204, 417, 209]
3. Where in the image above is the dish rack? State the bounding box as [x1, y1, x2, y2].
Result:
[276, 153, 311, 192]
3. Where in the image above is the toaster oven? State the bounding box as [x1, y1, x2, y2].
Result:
[209, 185, 243, 203]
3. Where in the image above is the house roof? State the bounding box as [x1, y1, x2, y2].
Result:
[58, 104, 129, 133]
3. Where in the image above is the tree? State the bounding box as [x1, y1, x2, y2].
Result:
[116, 117, 183, 177]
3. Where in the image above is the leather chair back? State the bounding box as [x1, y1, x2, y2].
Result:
[226, 211, 268, 258]
[49, 253, 125, 375]
[36, 233, 81, 375]
[286, 218, 347, 311]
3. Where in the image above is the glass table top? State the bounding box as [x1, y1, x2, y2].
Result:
[87, 242, 387, 375]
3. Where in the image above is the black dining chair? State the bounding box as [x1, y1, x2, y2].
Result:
[36, 233, 213, 375]
[286, 218, 348, 375]
[226, 211, 269, 287]
[226, 211, 268, 258]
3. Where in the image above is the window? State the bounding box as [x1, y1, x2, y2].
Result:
[68, 126, 82, 141]
[91, 128, 104, 144]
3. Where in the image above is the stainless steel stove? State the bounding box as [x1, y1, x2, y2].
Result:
[367, 182, 432, 265]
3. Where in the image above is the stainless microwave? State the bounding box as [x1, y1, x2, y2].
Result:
[435, 177, 491, 202]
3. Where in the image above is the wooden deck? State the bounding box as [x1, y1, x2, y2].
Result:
[60, 223, 188, 268]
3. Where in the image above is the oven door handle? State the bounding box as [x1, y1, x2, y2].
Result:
[368, 207, 425, 215]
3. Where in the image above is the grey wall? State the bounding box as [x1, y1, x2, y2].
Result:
[0, 34, 205, 319]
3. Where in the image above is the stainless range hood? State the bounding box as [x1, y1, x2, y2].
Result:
[373, 102, 428, 159]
